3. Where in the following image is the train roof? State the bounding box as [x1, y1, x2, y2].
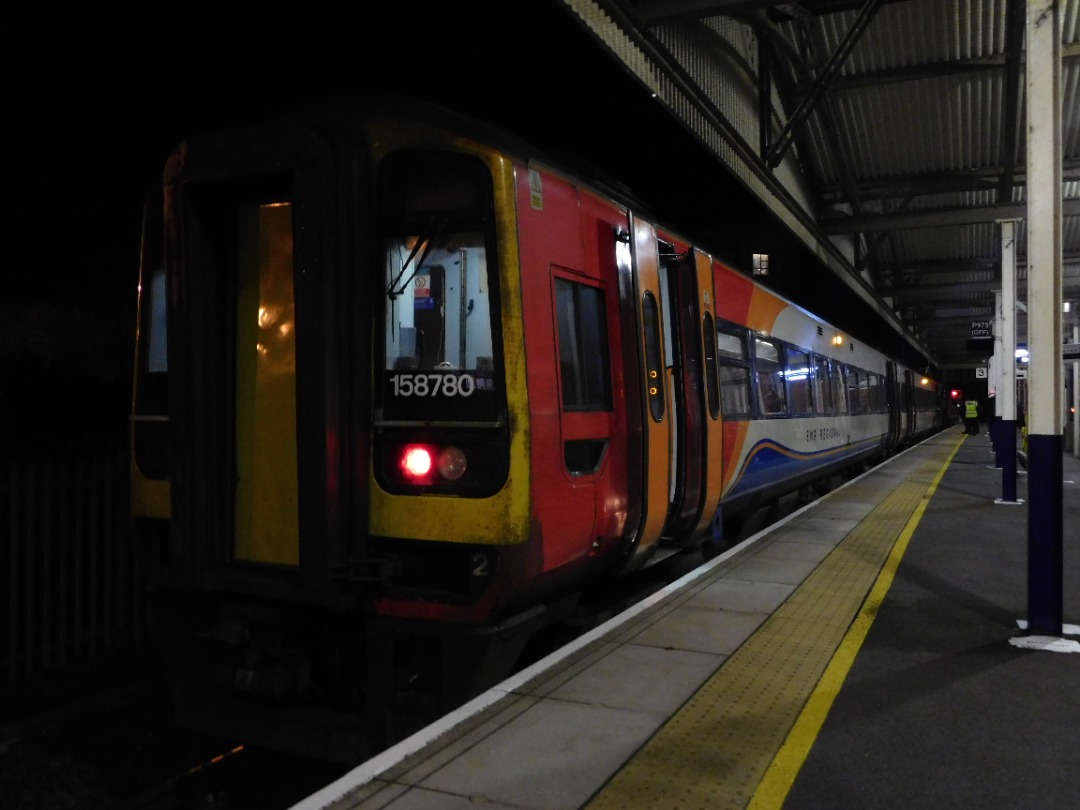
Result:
[173, 92, 938, 379]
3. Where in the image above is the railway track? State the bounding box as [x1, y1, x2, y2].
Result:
[120, 744, 349, 810]
[0, 660, 347, 810]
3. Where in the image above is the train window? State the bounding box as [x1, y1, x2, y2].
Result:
[554, 277, 612, 411]
[813, 355, 831, 415]
[859, 372, 873, 413]
[785, 347, 812, 415]
[702, 313, 720, 420]
[377, 152, 501, 424]
[832, 362, 848, 415]
[754, 337, 786, 416]
[642, 291, 665, 421]
[234, 200, 300, 564]
[868, 372, 887, 413]
[145, 264, 168, 373]
[132, 185, 170, 480]
[715, 328, 746, 363]
[846, 368, 863, 414]
[715, 326, 750, 419]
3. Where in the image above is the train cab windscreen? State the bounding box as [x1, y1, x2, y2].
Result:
[378, 153, 501, 426]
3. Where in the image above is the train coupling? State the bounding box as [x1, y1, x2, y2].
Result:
[211, 643, 312, 702]
[203, 612, 313, 702]
[228, 659, 309, 701]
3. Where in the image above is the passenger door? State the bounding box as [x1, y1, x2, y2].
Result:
[659, 248, 716, 541]
[626, 217, 671, 562]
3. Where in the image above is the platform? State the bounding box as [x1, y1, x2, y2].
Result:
[293, 425, 1079, 810]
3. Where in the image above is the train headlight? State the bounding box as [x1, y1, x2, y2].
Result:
[437, 446, 467, 480]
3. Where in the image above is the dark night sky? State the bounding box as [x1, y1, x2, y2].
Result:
[7, 3, 618, 450]
[4, 2, 909, 454]
[11, 1, 767, 307]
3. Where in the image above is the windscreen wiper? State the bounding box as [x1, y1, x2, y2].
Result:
[387, 216, 448, 300]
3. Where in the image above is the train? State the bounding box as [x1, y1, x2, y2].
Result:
[129, 94, 945, 763]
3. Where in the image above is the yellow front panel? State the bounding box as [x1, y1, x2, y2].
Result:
[234, 203, 300, 565]
[369, 151, 531, 545]
[130, 461, 171, 519]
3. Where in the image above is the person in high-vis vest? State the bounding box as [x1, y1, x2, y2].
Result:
[963, 399, 980, 435]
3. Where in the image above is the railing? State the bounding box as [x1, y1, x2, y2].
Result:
[1, 436, 149, 684]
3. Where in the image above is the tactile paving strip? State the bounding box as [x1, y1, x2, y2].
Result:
[585, 434, 964, 810]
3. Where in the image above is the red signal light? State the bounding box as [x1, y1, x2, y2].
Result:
[950, 389, 962, 399]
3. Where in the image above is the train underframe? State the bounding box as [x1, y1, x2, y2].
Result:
[150, 574, 587, 762]
[147, 435, 904, 764]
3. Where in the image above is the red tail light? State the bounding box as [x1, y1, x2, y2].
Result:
[397, 444, 468, 485]
[401, 446, 434, 481]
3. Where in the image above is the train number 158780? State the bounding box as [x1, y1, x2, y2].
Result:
[389, 373, 476, 398]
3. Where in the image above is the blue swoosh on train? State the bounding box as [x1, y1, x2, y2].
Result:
[725, 436, 880, 498]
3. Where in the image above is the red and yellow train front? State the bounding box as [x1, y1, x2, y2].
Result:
[367, 144, 533, 626]
[368, 144, 634, 630]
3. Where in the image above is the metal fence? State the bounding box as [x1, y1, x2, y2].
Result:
[2, 435, 150, 684]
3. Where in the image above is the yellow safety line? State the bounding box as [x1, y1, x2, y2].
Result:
[747, 433, 966, 809]
[583, 430, 966, 810]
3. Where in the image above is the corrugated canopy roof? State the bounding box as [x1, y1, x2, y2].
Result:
[561, 0, 1079, 369]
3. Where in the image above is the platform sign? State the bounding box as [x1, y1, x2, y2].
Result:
[976, 366, 988, 379]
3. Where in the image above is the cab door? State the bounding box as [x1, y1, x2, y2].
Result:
[516, 166, 627, 573]
[551, 268, 616, 550]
